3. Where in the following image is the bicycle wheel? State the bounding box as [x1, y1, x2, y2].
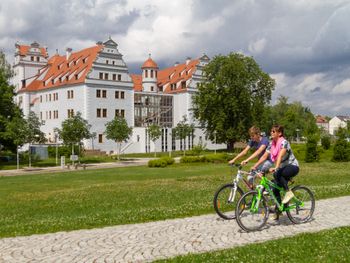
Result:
[235, 190, 269, 232]
[286, 185, 315, 224]
[213, 184, 244, 220]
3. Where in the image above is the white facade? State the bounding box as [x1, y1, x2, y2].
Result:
[329, 116, 350, 135]
[13, 39, 223, 154]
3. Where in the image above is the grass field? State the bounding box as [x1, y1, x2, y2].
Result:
[0, 161, 349, 238]
[156, 226, 350, 262]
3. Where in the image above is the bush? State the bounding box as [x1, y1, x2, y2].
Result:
[321, 135, 331, 150]
[205, 153, 230, 163]
[48, 145, 83, 158]
[160, 156, 175, 165]
[305, 135, 319, 162]
[180, 153, 230, 164]
[148, 157, 174, 168]
[332, 139, 349, 162]
[187, 143, 207, 156]
[180, 156, 206, 163]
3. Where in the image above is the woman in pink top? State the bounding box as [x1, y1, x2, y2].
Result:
[252, 125, 299, 220]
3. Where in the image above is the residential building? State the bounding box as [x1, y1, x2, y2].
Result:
[315, 115, 329, 133]
[329, 115, 350, 135]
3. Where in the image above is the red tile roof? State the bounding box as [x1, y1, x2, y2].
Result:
[18, 45, 48, 58]
[133, 59, 200, 93]
[141, 57, 158, 69]
[18, 45, 103, 93]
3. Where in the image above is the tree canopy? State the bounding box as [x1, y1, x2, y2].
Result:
[55, 112, 92, 154]
[0, 51, 22, 151]
[148, 124, 161, 157]
[269, 96, 318, 140]
[192, 53, 275, 149]
[105, 117, 132, 160]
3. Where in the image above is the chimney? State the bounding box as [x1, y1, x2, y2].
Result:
[66, 48, 72, 60]
[186, 57, 191, 65]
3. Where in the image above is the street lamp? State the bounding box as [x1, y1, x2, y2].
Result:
[296, 129, 300, 143]
[214, 131, 217, 155]
[54, 132, 58, 166]
[169, 131, 172, 158]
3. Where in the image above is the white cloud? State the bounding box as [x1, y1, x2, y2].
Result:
[333, 79, 350, 94]
[248, 38, 267, 54]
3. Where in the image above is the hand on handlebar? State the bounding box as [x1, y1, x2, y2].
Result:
[241, 160, 248, 166]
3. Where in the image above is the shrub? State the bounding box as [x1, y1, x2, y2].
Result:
[321, 135, 331, 150]
[332, 138, 349, 162]
[187, 143, 207, 156]
[148, 159, 168, 168]
[305, 135, 319, 162]
[205, 153, 230, 163]
[160, 156, 175, 165]
[180, 156, 206, 163]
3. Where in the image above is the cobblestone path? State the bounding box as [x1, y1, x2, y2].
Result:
[0, 196, 349, 262]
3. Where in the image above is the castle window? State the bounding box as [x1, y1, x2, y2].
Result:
[112, 61, 115, 65]
[106, 60, 109, 64]
[102, 109, 107, 118]
[75, 74, 78, 80]
[96, 89, 101, 98]
[151, 70, 154, 78]
[115, 91, 119, 99]
[99, 72, 103, 79]
[118, 74, 121, 81]
[121, 91, 125, 99]
[97, 108, 101, 117]
[145, 70, 148, 78]
[31, 56, 34, 61]
[98, 134, 103, 143]
[102, 90, 107, 98]
[113, 74, 116, 81]
[36, 57, 40, 62]
[104, 73, 108, 80]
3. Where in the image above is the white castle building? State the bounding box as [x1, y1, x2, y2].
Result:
[13, 38, 220, 154]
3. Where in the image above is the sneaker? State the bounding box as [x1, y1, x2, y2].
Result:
[282, 190, 295, 204]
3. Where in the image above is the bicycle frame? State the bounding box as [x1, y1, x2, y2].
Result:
[227, 165, 254, 202]
[251, 175, 305, 213]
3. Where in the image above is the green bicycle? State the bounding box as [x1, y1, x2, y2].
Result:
[235, 172, 315, 232]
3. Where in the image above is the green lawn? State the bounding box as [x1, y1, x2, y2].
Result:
[156, 226, 350, 262]
[0, 161, 349, 238]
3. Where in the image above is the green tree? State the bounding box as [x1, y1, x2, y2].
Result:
[5, 116, 28, 169]
[305, 134, 319, 162]
[270, 96, 318, 140]
[148, 124, 162, 157]
[173, 116, 194, 156]
[55, 112, 92, 161]
[105, 117, 132, 160]
[332, 127, 349, 162]
[192, 53, 275, 150]
[26, 111, 46, 167]
[0, 51, 21, 152]
[321, 135, 331, 150]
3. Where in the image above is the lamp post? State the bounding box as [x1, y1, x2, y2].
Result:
[296, 129, 300, 143]
[54, 132, 58, 166]
[214, 131, 217, 154]
[169, 131, 172, 158]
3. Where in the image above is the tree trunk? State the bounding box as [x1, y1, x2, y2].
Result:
[227, 140, 235, 152]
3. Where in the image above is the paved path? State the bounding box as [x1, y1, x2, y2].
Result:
[0, 158, 152, 177]
[0, 196, 349, 262]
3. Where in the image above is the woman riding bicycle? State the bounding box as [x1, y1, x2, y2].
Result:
[251, 125, 299, 219]
[228, 126, 272, 186]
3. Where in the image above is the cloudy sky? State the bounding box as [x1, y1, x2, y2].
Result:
[1, 0, 350, 116]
